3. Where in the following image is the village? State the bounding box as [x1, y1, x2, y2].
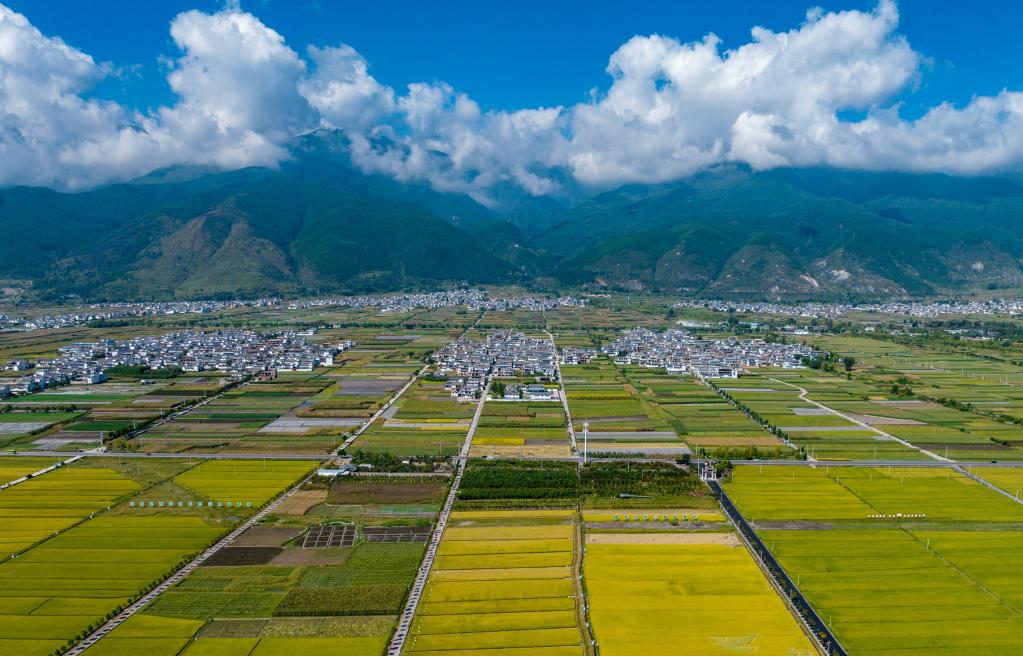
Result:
[678, 298, 1023, 319]
[601, 327, 815, 378]
[287, 290, 586, 313]
[431, 330, 559, 399]
[0, 329, 352, 398]
[0, 298, 281, 332]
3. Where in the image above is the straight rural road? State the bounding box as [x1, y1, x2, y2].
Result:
[0, 454, 83, 490]
[66, 470, 322, 656]
[545, 328, 577, 451]
[387, 386, 487, 654]
[766, 376, 951, 462]
[337, 363, 430, 453]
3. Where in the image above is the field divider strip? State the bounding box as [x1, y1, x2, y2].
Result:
[766, 376, 949, 462]
[390, 376, 487, 655]
[711, 480, 846, 656]
[546, 327, 577, 452]
[0, 453, 83, 491]
[338, 362, 430, 453]
[66, 466, 321, 656]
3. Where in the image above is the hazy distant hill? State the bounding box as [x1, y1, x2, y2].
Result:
[2, 131, 1022, 301]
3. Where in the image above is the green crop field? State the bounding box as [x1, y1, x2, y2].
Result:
[726, 462, 1023, 655]
[175, 460, 317, 505]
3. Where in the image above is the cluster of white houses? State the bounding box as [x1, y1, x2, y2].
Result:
[1, 330, 351, 397]
[3, 299, 280, 332]
[602, 328, 815, 378]
[287, 290, 585, 314]
[558, 347, 600, 365]
[676, 298, 1023, 319]
[432, 330, 558, 399]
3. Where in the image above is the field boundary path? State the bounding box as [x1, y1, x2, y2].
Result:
[387, 459, 467, 655]
[711, 480, 847, 656]
[342, 314, 484, 456]
[0, 454, 83, 491]
[66, 470, 319, 656]
[693, 370, 803, 456]
[389, 378, 488, 655]
[545, 329, 577, 452]
[766, 376, 951, 462]
[338, 363, 430, 454]
[957, 466, 1023, 505]
[123, 378, 250, 444]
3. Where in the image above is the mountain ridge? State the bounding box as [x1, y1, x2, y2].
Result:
[2, 132, 1022, 301]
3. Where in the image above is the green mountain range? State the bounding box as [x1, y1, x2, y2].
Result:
[2, 131, 1022, 301]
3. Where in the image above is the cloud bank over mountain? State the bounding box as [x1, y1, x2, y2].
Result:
[1, 1, 1021, 200]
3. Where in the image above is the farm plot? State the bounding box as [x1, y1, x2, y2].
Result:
[715, 372, 923, 461]
[141, 378, 339, 453]
[628, 371, 784, 455]
[303, 345, 421, 421]
[759, 528, 1023, 656]
[0, 411, 84, 448]
[407, 509, 585, 655]
[300, 474, 448, 522]
[560, 359, 682, 455]
[0, 465, 142, 557]
[584, 533, 815, 656]
[352, 378, 472, 457]
[724, 464, 1023, 522]
[117, 540, 425, 656]
[472, 399, 571, 458]
[725, 462, 1023, 655]
[0, 514, 223, 656]
[174, 460, 317, 506]
[456, 459, 711, 511]
[810, 335, 1023, 457]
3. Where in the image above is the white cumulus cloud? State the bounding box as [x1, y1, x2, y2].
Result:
[0, 0, 1022, 196]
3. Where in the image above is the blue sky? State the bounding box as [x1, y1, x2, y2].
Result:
[1, 0, 1022, 195]
[8, 0, 1021, 118]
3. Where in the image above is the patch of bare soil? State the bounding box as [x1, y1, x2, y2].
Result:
[233, 526, 304, 547]
[276, 490, 327, 515]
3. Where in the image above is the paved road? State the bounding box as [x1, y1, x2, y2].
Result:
[387, 388, 487, 655]
[337, 363, 430, 454]
[767, 376, 950, 462]
[0, 454, 83, 490]
[66, 469, 322, 656]
[545, 329, 577, 452]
